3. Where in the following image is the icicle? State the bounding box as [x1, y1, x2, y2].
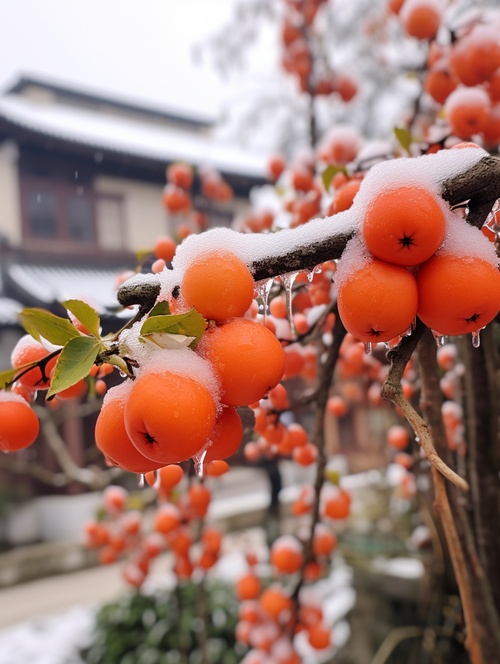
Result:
[193, 448, 208, 479]
[137, 473, 145, 488]
[471, 330, 481, 348]
[254, 278, 274, 320]
[364, 342, 373, 355]
[432, 331, 445, 347]
[281, 271, 299, 338]
[307, 264, 323, 283]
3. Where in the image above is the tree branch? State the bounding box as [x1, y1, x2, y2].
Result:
[117, 154, 500, 308]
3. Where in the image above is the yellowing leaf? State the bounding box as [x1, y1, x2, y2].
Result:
[142, 332, 196, 349]
[19, 308, 80, 346]
[0, 367, 21, 390]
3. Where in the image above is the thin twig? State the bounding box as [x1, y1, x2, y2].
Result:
[381, 320, 469, 491]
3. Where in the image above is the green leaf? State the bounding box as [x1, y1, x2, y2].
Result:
[140, 309, 206, 345]
[0, 367, 21, 390]
[394, 127, 413, 153]
[148, 301, 171, 317]
[321, 164, 347, 191]
[19, 308, 81, 346]
[62, 299, 101, 338]
[47, 336, 101, 398]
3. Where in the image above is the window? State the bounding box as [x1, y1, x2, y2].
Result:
[27, 190, 57, 238]
[67, 196, 94, 241]
[96, 196, 126, 251]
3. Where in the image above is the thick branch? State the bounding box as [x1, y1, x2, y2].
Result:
[117, 155, 500, 308]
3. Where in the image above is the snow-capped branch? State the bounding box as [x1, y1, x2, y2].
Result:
[117, 153, 500, 309]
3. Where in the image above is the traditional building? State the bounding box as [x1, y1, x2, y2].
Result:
[0, 74, 267, 327]
[0, 76, 267, 532]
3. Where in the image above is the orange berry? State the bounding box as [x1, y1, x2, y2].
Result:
[400, 0, 442, 40]
[125, 370, 216, 464]
[293, 442, 318, 466]
[322, 487, 351, 520]
[312, 523, 337, 557]
[199, 318, 285, 407]
[268, 383, 290, 411]
[416, 251, 500, 335]
[445, 87, 491, 139]
[166, 162, 193, 190]
[11, 335, 58, 390]
[154, 236, 177, 262]
[145, 463, 184, 490]
[387, 424, 410, 450]
[205, 406, 243, 462]
[326, 395, 348, 417]
[236, 573, 261, 600]
[205, 459, 230, 476]
[330, 179, 361, 213]
[95, 381, 164, 474]
[308, 622, 331, 650]
[181, 251, 254, 321]
[270, 536, 304, 574]
[102, 485, 128, 515]
[188, 483, 211, 517]
[259, 586, 293, 622]
[268, 154, 286, 181]
[337, 258, 418, 343]
[424, 64, 458, 105]
[0, 393, 39, 452]
[153, 504, 181, 534]
[450, 25, 500, 87]
[362, 185, 446, 266]
[162, 184, 191, 213]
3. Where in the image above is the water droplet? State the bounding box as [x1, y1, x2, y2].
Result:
[137, 473, 145, 488]
[281, 271, 299, 338]
[193, 448, 208, 478]
[432, 331, 445, 347]
[415, 436, 420, 444]
[364, 342, 373, 355]
[307, 264, 323, 283]
[472, 330, 481, 348]
[402, 325, 413, 337]
[254, 278, 274, 320]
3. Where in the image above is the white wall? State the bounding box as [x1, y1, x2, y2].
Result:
[0, 141, 22, 246]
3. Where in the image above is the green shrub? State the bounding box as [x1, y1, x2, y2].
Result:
[81, 581, 240, 664]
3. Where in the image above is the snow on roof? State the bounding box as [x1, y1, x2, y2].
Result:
[0, 297, 22, 325]
[0, 93, 268, 179]
[8, 263, 124, 313]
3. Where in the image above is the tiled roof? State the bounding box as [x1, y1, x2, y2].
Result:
[7, 263, 126, 314]
[0, 94, 267, 179]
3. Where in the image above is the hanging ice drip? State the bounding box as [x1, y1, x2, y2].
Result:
[193, 448, 208, 479]
[306, 264, 323, 283]
[281, 271, 300, 338]
[482, 199, 500, 242]
[432, 331, 446, 347]
[254, 278, 274, 323]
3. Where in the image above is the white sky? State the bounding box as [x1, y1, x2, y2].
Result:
[0, 0, 277, 120]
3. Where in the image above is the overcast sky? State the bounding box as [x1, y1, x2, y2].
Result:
[0, 0, 277, 120]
